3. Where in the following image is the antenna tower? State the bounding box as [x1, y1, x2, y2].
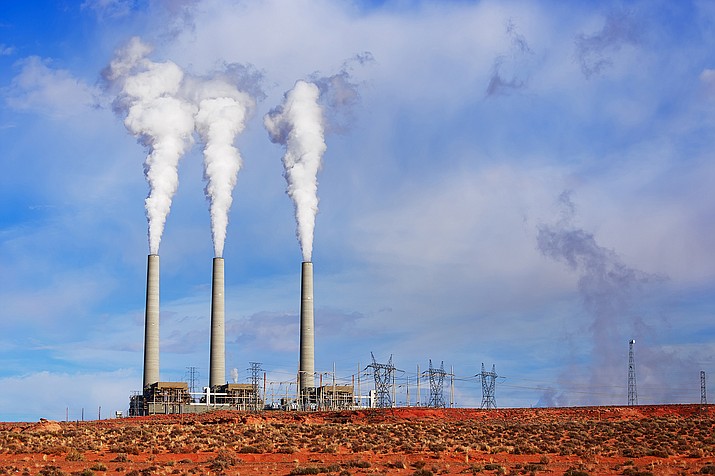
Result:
[184, 366, 200, 395]
[476, 363, 498, 409]
[368, 352, 396, 408]
[248, 362, 263, 411]
[701, 371, 707, 406]
[628, 339, 638, 406]
[425, 360, 446, 408]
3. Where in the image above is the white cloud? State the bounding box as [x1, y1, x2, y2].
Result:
[81, 0, 135, 19]
[0, 44, 15, 56]
[3, 56, 102, 117]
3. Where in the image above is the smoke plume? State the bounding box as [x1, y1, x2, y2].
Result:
[265, 80, 326, 262]
[190, 76, 255, 257]
[575, 10, 640, 78]
[105, 37, 196, 255]
[536, 191, 660, 404]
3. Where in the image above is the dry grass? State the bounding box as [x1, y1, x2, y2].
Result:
[0, 405, 712, 475]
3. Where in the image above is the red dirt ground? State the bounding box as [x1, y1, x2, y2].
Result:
[1, 405, 713, 475]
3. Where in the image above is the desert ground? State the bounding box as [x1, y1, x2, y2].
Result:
[0, 405, 713, 476]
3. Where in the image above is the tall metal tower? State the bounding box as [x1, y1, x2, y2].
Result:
[628, 339, 638, 406]
[701, 371, 707, 405]
[425, 360, 446, 408]
[368, 352, 396, 408]
[248, 362, 263, 411]
[184, 366, 200, 395]
[476, 363, 498, 409]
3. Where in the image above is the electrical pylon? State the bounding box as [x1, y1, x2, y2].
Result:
[368, 352, 396, 408]
[476, 363, 498, 409]
[184, 366, 199, 395]
[425, 360, 446, 408]
[248, 362, 263, 411]
[628, 339, 638, 406]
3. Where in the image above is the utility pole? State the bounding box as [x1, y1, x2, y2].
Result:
[406, 376, 410, 407]
[357, 362, 361, 409]
[628, 340, 638, 406]
[450, 365, 454, 408]
[392, 367, 396, 407]
[417, 364, 421, 407]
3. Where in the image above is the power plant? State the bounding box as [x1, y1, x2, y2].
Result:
[130, 254, 347, 415]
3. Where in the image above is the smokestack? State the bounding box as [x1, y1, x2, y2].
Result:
[143, 254, 160, 388]
[209, 257, 226, 388]
[299, 261, 315, 391]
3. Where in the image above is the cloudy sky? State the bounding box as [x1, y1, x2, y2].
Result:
[1, 0, 714, 421]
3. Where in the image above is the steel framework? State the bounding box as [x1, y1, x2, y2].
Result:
[249, 362, 263, 411]
[184, 366, 200, 396]
[702, 370, 707, 406]
[368, 352, 395, 408]
[477, 363, 498, 409]
[426, 360, 446, 408]
[628, 340, 638, 406]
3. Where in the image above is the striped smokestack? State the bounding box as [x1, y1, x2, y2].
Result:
[209, 257, 226, 388]
[299, 261, 315, 391]
[143, 254, 160, 388]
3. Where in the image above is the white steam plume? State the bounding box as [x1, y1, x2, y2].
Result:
[265, 80, 326, 262]
[105, 37, 196, 255]
[190, 78, 254, 257]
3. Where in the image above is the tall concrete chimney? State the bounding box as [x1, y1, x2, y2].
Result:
[143, 254, 160, 388]
[209, 257, 226, 388]
[299, 261, 315, 391]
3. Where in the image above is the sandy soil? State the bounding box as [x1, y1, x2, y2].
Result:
[0, 405, 713, 475]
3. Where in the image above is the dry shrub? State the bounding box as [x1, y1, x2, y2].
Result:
[207, 449, 239, 472]
[65, 449, 84, 461]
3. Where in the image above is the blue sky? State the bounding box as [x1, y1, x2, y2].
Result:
[1, 0, 714, 421]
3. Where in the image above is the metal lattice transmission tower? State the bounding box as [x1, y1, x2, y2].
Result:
[628, 339, 638, 406]
[702, 371, 707, 405]
[368, 352, 396, 408]
[476, 363, 499, 409]
[248, 362, 263, 411]
[184, 366, 200, 395]
[425, 360, 446, 408]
